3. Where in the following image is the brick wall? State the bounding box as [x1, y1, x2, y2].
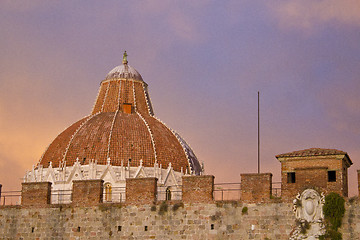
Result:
[241, 173, 272, 203]
[72, 180, 104, 206]
[281, 167, 328, 201]
[182, 175, 214, 203]
[21, 182, 51, 206]
[125, 177, 157, 205]
[280, 156, 349, 201]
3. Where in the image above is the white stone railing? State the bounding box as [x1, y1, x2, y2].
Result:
[51, 190, 72, 204]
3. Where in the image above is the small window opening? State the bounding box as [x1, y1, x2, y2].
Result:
[105, 183, 112, 202]
[144, 226, 148, 231]
[165, 187, 171, 201]
[31, 227, 35, 233]
[118, 226, 122, 232]
[328, 171, 336, 182]
[123, 103, 132, 114]
[287, 172, 296, 183]
[77, 227, 81, 232]
[211, 224, 214, 230]
[82, 158, 86, 164]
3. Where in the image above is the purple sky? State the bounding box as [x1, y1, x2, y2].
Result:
[1, 1, 360, 195]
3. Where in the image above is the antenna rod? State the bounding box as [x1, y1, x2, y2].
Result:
[258, 91, 260, 174]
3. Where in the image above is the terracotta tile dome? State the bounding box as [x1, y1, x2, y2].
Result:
[39, 54, 201, 175]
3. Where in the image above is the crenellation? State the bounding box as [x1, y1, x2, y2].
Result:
[21, 182, 51, 207]
[241, 173, 272, 203]
[182, 175, 214, 203]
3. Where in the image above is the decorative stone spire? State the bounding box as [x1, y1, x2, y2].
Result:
[122, 51, 128, 65]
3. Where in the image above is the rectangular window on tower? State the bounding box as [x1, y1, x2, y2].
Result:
[328, 171, 336, 182]
[287, 172, 296, 183]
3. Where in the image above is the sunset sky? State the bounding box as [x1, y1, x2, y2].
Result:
[1, 1, 360, 195]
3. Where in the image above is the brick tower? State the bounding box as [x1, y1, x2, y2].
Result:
[276, 148, 352, 201]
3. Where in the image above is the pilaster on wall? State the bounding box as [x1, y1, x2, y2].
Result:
[241, 173, 272, 203]
[72, 180, 104, 206]
[126, 178, 157, 205]
[182, 175, 214, 203]
[21, 182, 51, 207]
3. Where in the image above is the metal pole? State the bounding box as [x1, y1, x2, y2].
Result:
[258, 91, 260, 174]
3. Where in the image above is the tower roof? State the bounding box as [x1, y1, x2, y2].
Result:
[276, 148, 352, 166]
[276, 148, 347, 158]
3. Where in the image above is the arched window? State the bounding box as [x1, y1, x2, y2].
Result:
[165, 187, 171, 201]
[105, 183, 112, 202]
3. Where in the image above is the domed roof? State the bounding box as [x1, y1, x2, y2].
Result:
[106, 64, 143, 81]
[38, 53, 201, 175]
[105, 51, 143, 81]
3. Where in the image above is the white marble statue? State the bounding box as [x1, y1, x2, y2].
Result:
[290, 189, 326, 240]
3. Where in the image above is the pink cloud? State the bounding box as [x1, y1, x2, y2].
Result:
[271, 0, 360, 31]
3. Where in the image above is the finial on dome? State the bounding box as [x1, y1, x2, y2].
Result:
[122, 51, 128, 65]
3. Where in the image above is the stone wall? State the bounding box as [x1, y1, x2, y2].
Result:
[2, 175, 360, 239]
[1, 200, 360, 239]
[342, 199, 360, 240]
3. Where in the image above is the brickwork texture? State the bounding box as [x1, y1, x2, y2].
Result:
[182, 175, 214, 203]
[21, 182, 51, 207]
[125, 177, 157, 205]
[278, 154, 351, 201]
[72, 180, 104, 206]
[39, 77, 198, 174]
[241, 173, 272, 203]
